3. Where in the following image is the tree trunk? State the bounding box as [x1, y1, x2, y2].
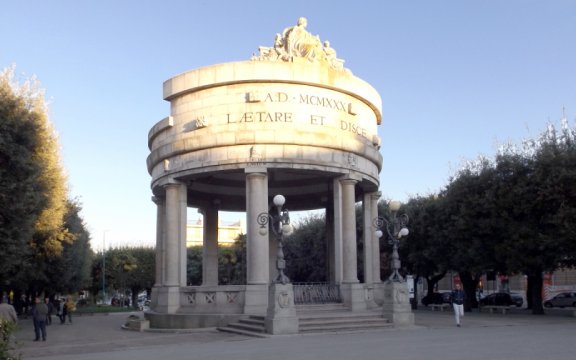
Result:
[459, 271, 480, 311]
[131, 287, 140, 310]
[425, 271, 447, 296]
[527, 272, 545, 315]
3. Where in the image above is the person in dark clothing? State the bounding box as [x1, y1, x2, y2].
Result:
[32, 297, 48, 341]
[450, 283, 465, 327]
[44, 297, 54, 325]
[59, 298, 68, 324]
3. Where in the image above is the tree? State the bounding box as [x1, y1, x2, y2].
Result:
[402, 195, 452, 299]
[284, 213, 328, 282]
[219, 234, 246, 285]
[187, 246, 203, 286]
[43, 200, 93, 295]
[438, 119, 576, 314]
[0, 67, 44, 287]
[494, 122, 576, 313]
[123, 247, 155, 308]
[0, 66, 71, 296]
[442, 158, 508, 309]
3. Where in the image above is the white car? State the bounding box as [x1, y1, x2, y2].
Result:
[544, 292, 576, 308]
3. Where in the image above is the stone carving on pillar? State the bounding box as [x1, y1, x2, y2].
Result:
[252, 17, 348, 72]
[249, 146, 263, 165]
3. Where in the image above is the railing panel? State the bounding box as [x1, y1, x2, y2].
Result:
[179, 285, 245, 314]
[293, 282, 342, 304]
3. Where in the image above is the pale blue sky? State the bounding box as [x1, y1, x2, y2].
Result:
[2, 0, 575, 250]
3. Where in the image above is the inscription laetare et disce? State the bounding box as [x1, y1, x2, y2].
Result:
[187, 90, 372, 141]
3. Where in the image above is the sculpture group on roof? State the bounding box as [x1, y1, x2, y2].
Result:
[253, 17, 346, 72]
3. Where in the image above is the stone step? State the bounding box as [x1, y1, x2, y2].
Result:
[218, 307, 392, 336]
[296, 303, 348, 313]
[238, 316, 265, 327]
[297, 305, 392, 334]
[216, 315, 267, 338]
[299, 321, 393, 334]
[300, 315, 388, 326]
[217, 326, 270, 338]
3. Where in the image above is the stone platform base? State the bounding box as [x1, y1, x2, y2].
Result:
[145, 312, 243, 330]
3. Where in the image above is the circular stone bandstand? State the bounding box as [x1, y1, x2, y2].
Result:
[146, 18, 413, 334]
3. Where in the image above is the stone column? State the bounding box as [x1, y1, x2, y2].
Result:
[165, 182, 185, 286]
[154, 181, 187, 313]
[325, 198, 336, 283]
[152, 196, 165, 287]
[202, 205, 219, 286]
[244, 167, 269, 314]
[331, 179, 343, 284]
[370, 192, 382, 283]
[364, 192, 383, 308]
[370, 192, 385, 306]
[341, 178, 358, 284]
[362, 193, 374, 285]
[178, 184, 187, 287]
[150, 196, 165, 310]
[338, 177, 366, 311]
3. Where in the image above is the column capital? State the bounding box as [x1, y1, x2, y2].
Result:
[151, 195, 165, 205]
[338, 173, 362, 184]
[245, 166, 268, 175]
[339, 177, 358, 186]
[163, 180, 185, 188]
[369, 191, 382, 201]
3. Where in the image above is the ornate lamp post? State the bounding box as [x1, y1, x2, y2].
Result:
[374, 200, 409, 282]
[257, 194, 293, 284]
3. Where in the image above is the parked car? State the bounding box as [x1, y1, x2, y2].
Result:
[479, 293, 515, 307]
[421, 293, 443, 306]
[509, 292, 524, 307]
[543, 292, 576, 308]
[422, 292, 452, 306]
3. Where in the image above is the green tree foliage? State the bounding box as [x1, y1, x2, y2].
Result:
[493, 123, 576, 313]
[185, 235, 247, 286]
[440, 120, 576, 313]
[91, 246, 155, 307]
[42, 200, 93, 295]
[219, 234, 246, 284]
[187, 246, 203, 285]
[442, 159, 505, 308]
[402, 195, 452, 297]
[123, 247, 155, 308]
[0, 66, 81, 298]
[0, 67, 44, 285]
[284, 213, 328, 282]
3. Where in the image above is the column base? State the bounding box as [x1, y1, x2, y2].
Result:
[340, 283, 368, 311]
[265, 283, 299, 335]
[382, 281, 415, 327]
[364, 284, 380, 309]
[373, 282, 385, 306]
[151, 285, 180, 314]
[243, 284, 269, 315]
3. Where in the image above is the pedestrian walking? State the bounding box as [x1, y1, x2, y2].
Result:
[451, 283, 465, 327]
[58, 298, 66, 324]
[32, 297, 48, 341]
[0, 297, 18, 342]
[64, 297, 75, 324]
[45, 297, 54, 325]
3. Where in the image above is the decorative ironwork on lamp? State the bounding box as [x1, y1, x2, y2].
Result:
[257, 194, 293, 284]
[374, 201, 409, 282]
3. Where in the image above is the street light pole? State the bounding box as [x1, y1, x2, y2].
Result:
[257, 194, 293, 284]
[374, 201, 409, 282]
[102, 230, 108, 304]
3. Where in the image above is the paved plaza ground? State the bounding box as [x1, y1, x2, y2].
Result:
[11, 308, 576, 360]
